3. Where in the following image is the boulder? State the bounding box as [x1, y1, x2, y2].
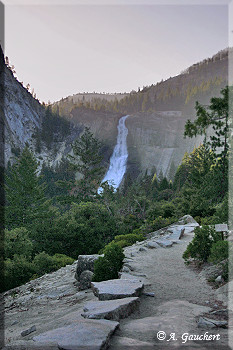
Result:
[33, 319, 119, 350]
[21, 325, 36, 337]
[79, 270, 94, 290]
[75, 255, 102, 281]
[91, 279, 144, 300]
[82, 297, 140, 321]
[198, 317, 228, 329]
[146, 241, 160, 249]
[155, 239, 173, 248]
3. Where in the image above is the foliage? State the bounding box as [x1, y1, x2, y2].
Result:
[67, 127, 104, 201]
[183, 226, 222, 263]
[5, 227, 33, 260]
[101, 232, 145, 251]
[5, 146, 50, 230]
[114, 233, 144, 244]
[32, 252, 74, 277]
[208, 241, 229, 264]
[33, 202, 118, 258]
[93, 243, 125, 282]
[4, 255, 35, 291]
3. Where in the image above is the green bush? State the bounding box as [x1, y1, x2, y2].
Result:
[183, 226, 222, 263]
[32, 252, 74, 277]
[114, 233, 144, 244]
[4, 254, 35, 291]
[52, 254, 75, 267]
[32, 252, 57, 275]
[208, 241, 229, 264]
[93, 243, 125, 282]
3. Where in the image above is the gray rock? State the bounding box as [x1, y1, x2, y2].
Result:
[142, 292, 155, 297]
[215, 275, 223, 283]
[33, 319, 119, 350]
[91, 279, 144, 301]
[210, 309, 228, 316]
[79, 270, 94, 290]
[82, 297, 140, 321]
[139, 247, 147, 252]
[21, 325, 36, 337]
[75, 255, 102, 281]
[123, 263, 135, 271]
[198, 317, 228, 329]
[146, 241, 160, 249]
[155, 239, 173, 248]
[122, 266, 130, 273]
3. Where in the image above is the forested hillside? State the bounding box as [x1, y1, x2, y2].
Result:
[53, 48, 229, 117]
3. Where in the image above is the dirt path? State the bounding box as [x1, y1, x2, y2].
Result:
[109, 226, 230, 349]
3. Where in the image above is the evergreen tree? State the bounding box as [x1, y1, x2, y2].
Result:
[5, 146, 48, 230]
[68, 128, 104, 200]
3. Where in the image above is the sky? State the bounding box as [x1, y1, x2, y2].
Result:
[3, 0, 230, 103]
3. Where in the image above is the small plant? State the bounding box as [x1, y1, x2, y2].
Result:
[183, 225, 222, 263]
[208, 241, 229, 264]
[93, 243, 125, 282]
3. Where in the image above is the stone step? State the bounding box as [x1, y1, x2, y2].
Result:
[33, 318, 119, 350]
[155, 239, 173, 248]
[91, 279, 144, 301]
[82, 297, 140, 321]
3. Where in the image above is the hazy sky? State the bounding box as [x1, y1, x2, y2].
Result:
[4, 1, 229, 103]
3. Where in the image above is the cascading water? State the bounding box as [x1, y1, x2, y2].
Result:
[99, 115, 129, 191]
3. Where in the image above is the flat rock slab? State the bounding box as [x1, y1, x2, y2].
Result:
[198, 317, 228, 329]
[146, 241, 161, 249]
[33, 318, 119, 350]
[91, 279, 144, 301]
[82, 297, 140, 321]
[118, 300, 211, 344]
[155, 239, 173, 248]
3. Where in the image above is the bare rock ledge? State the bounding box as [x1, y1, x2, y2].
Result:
[33, 318, 119, 350]
[91, 279, 144, 301]
[82, 297, 140, 321]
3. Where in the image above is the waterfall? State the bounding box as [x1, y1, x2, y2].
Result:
[99, 115, 129, 191]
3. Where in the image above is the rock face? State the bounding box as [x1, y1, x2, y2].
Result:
[82, 297, 140, 321]
[33, 319, 119, 350]
[75, 255, 102, 281]
[91, 279, 144, 301]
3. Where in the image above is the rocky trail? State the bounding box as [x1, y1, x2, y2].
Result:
[2, 215, 232, 349]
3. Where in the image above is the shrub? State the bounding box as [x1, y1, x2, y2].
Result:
[183, 226, 222, 263]
[32, 252, 57, 275]
[93, 243, 125, 282]
[4, 254, 35, 291]
[114, 233, 144, 245]
[32, 252, 74, 277]
[208, 241, 229, 264]
[150, 216, 174, 231]
[52, 254, 75, 267]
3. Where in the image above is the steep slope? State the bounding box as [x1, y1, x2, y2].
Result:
[2, 49, 81, 169]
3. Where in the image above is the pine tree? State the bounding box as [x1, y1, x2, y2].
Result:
[68, 128, 104, 200]
[5, 146, 49, 230]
